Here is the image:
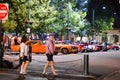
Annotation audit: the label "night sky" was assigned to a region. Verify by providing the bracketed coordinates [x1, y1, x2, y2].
[111, 0, 120, 28]
[111, 0, 120, 16]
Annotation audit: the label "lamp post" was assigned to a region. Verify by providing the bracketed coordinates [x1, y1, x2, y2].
[66, 1, 71, 40]
[92, 9, 95, 40]
[26, 0, 33, 37]
[101, 6, 107, 42]
[102, 6, 106, 18]
[92, 6, 106, 41]
[28, 0, 30, 21]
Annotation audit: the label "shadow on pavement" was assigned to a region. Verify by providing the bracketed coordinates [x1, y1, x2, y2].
[14, 75, 26, 80]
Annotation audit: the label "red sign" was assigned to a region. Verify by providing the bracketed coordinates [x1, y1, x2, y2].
[0, 3, 8, 20]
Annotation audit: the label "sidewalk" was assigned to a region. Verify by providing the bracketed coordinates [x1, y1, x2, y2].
[2, 54, 120, 80]
[98, 70, 120, 80]
[0, 55, 96, 80]
[0, 68, 96, 80]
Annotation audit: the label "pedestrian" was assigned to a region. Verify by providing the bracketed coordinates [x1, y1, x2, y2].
[19, 35, 32, 74]
[3, 35, 10, 49]
[42, 33, 57, 76]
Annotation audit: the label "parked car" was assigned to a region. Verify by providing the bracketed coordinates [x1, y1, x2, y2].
[11, 40, 46, 54]
[11, 40, 78, 54]
[94, 44, 103, 51]
[74, 42, 90, 53]
[107, 43, 119, 50]
[55, 41, 78, 54]
[75, 43, 85, 52]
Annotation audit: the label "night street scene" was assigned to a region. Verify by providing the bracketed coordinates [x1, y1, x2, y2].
[0, 0, 120, 80]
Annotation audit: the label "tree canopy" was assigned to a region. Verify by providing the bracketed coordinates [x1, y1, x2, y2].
[30, 0, 57, 33]
[1, 0, 115, 38]
[2, 0, 27, 34]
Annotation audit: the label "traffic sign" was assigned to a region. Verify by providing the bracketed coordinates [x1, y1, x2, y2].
[0, 3, 9, 20]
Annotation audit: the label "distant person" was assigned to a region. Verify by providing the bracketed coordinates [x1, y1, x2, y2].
[3, 35, 10, 49]
[19, 35, 32, 74]
[42, 33, 57, 76]
[14, 36, 20, 45]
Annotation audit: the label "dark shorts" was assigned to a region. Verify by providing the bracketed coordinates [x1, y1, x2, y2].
[19, 56, 32, 65]
[46, 54, 53, 61]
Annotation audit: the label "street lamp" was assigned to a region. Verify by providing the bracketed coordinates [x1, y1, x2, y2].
[66, 26, 71, 40]
[92, 6, 106, 40]
[27, 0, 33, 26]
[102, 6, 106, 19]
[102, 6, 106, 10]
[101, 6, 108, 42]
[66, 1, 71, 40]
[92, 9, 95, 40]
[26, 0, 33, 37]
[28, 0, 30, 21]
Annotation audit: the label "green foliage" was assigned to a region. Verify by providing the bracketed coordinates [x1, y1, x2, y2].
[3, 0, 27, 33]
[2, 0, 57, 34]
[2, 0, 87, 36]
[86, 0, 114, 37]
[94, 18, 114, 33]
[53, 1, 87, 36]
[30, 0, 57, 33]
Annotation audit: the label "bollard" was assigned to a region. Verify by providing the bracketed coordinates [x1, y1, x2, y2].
[84, 54, 89, 75]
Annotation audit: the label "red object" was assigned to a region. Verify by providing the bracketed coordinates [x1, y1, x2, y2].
[0, 4, 8, 20]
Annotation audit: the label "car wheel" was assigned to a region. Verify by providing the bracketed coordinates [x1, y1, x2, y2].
[61, 48, 69, 54]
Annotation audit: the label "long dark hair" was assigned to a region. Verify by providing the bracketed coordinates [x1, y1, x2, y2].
[21, 35, 27, 43]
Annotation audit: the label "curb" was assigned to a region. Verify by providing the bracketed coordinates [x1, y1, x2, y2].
[0, 68, 96, 80]
[103, 71, 120, 80]
[28, 72, 96, 80]
[97, 70, 120, 80]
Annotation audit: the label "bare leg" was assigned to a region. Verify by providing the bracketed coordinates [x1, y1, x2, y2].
[43, 61, 50, 74]
[20, 62, 25, 73]
[23, 61, 30, 73]
[50, 61, 57, 75]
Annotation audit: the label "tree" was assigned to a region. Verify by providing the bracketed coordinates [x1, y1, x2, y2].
[94, 18, 114, 33]
[86, 0, 115, 41]
[52, 0, 87, 38]
[30, 0, 57, 33]
[87, 0, 114, 21]
[0, 0, 28, 68]
[3, 0, 27, 34]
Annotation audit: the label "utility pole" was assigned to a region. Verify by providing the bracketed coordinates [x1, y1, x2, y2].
[0, 20, 4, 68]
[0, 3, 8, 68]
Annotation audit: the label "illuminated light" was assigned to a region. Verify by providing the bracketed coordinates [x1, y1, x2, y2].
[102, 6, 106, 10]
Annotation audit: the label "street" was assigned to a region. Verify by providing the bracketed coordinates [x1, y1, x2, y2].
[30, 50, 120, 76]
[2, 50, 120, 80]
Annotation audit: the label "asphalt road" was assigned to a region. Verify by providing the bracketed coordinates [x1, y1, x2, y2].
[3, 50, 120, 80]
[31, 50, 120, 76]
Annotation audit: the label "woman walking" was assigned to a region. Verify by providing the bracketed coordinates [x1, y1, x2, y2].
[42, 34, 57, 76]
[19, 35, 32, 74]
